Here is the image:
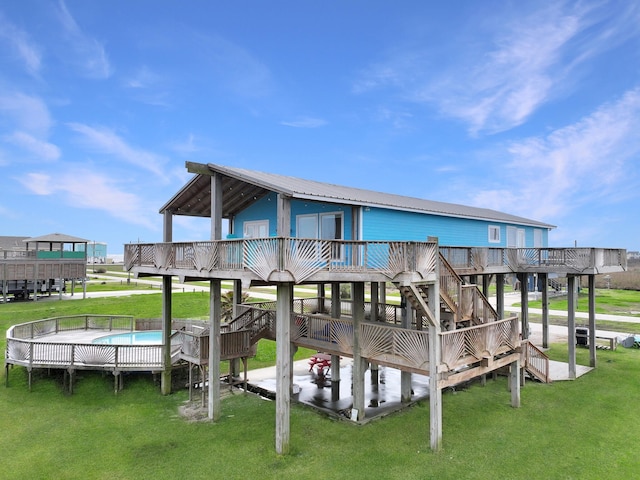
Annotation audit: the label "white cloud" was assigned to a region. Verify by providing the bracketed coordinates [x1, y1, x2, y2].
[280, 117, 327, 128]
[21, 172, 54, 195]
[170, 133, 200, 155]
[471, 87, 640, 221]
[3, 131, 60, 161]
[67, 123, 168, 179]
[18, 169, 157, 229]
[193, 32, 273, 98]
[56, 0, 112, 79]
[0, 93, 53, 137]
[354, 2, 637, 135]
[0, 12, 42, 76]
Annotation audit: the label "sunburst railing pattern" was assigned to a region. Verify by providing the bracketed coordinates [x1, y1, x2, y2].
[124, 238, 440, 282]
[439, 317, 519, 372]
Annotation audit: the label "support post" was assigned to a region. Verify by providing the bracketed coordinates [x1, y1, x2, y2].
[208, 279, 222, 420]
[352, 282, 366, 420]
[518, 273, 529, 340]
[482, 275, 491, 298]
[160, 274, 173, 395]
[275, 282, 292, 455]
[331, 282, 341, 319]
[277, 194, 291, 237]
[567, 275, 577, 380]
[428, 281, 442, 451]
[370, 281, 379, 322]
[510, 358, 521, 408]
[400, 300, 413, 403]
[496, 274, 505, 320]
[229, 280, 243, 379]
[160, 209, 173, 395]
[541, 272, 549, 349]
[588, 275, 596, 368]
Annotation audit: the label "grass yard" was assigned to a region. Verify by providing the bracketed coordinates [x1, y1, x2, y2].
[527, 288, 640, 317]
[2, 294, 640, 478]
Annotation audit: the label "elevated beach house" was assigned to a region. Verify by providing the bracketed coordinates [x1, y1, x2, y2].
[124, 162, 626, 454]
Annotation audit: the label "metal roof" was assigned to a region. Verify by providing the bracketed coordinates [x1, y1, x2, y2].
[0, 236, 29, 251]
[24, 233, 90, 244]
[160, 162, 555, 229]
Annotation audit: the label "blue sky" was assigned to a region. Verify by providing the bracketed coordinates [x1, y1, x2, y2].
[1, 1, 639, 256]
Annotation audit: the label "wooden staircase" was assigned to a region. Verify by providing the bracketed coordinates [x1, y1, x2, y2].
[398, 253, 552, 383]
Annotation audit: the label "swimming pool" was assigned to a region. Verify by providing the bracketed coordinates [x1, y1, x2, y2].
[93, 330, 164, 345]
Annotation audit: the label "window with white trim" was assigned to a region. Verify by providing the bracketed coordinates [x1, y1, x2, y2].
[488, 225, 501, 243]
[243, 220, 269, 238]
[296, 212, 343, 259]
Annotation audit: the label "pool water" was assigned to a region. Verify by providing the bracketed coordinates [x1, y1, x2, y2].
[93, 331, 164, 345]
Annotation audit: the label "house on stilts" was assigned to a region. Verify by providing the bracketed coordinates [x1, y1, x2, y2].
[123, 162, 627, 454]
[1, 233, 89, 302]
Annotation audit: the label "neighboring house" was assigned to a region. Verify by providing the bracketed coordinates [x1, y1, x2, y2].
[0, 233, 89, 301]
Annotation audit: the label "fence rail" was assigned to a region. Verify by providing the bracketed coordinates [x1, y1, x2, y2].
[5, 315, 197, 373]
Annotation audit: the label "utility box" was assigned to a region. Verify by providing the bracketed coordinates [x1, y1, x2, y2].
[576, 327, 589, 346]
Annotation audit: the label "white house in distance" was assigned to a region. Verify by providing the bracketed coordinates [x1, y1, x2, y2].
[124, 162, 626, 454]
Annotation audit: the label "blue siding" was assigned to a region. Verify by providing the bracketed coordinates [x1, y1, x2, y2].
[232, 192, 279, 236]
[290, 200, 353, 240]
[362, 207, 548, 247]
[231, 193, 353, 239]
[230, 193, 548, 247]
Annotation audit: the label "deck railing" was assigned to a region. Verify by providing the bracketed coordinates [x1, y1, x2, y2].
[439, 316, 520, 372]
[125, 238, 438, 282]
[439, 246, 626, 272]
[5, 315, 192, 373]
[9, 315, 135, 340]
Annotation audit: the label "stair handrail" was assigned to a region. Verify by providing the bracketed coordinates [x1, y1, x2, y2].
[522, 339, 551, 383]
[439, 253, 499, 325]
[438, 253, 463, 323]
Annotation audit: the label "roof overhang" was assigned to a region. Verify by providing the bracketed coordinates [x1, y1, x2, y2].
[159, 162, 284, 218]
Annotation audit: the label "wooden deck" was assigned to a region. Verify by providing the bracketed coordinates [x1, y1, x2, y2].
[1, 250, 86, 281]
[5, 309, 523, 392]
[124, 239, 626, 283]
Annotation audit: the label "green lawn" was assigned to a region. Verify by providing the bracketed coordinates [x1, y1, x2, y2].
[2, 294, 640, 478]
[527, 288, 640, 317]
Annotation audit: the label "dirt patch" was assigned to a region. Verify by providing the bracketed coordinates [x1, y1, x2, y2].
[178, 388, 236, 422]
[179, 401, 210, 422]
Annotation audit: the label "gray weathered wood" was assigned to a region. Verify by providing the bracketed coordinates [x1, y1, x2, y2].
[275, 282, 292, 455]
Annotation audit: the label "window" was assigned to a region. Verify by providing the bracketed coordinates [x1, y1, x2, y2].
[533, 229, 543, 248]
[296, 212, 343, 259]
[507, 226, 526, 247]
[296, 215, 318, 238]
[243, 220, 269, 238]
[488, 225, 501, 243]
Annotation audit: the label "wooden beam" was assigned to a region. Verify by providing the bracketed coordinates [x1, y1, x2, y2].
[186, 161, 212, 175]
[588, 275, 596, 368]
[510, 358, 521, 408]
[208, 279, 222, 421]
[160, 275, 172, 395]
[496, 273, 504, 320]
[438, 352, 521, 389]
[275, 282, 292, 455]
[352, 282, 366, 420]
[518, 273, 529, 340]
[567, 275, 577, 380]
[541, 272, 549, 349]
[277, 194, 291, 237]
[211, 174, 223, 240]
